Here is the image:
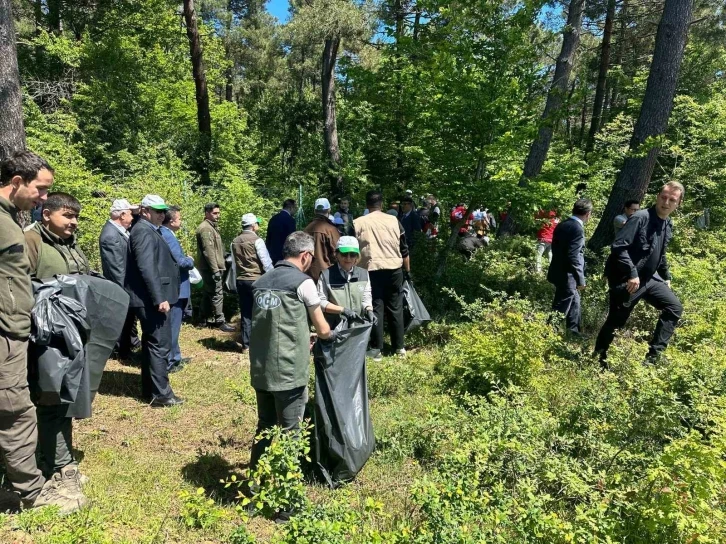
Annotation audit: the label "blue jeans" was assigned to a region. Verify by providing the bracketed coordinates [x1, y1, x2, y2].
[168, 298, 187, 370]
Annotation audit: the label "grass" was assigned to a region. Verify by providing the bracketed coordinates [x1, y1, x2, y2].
[0, 322, 435, 543]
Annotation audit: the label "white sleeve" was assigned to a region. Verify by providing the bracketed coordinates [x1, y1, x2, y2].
[317, 277, 330, 310]
[297, 279, 321, 307]
[362, 280, 372, 311]
[255, 238, 274, 272]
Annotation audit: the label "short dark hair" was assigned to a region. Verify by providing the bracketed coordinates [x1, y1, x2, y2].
[624, 199, 640, 209]
[43, 192, 81, 214]
[163, 205, 180, 225]
[204, 202, 219, 214]
[1, 151, 54, 187]
[366, 190, 383, 208]
[572, 198, 593, 216]
[401, 196, 414, 205]
[283, 199, 296, 210]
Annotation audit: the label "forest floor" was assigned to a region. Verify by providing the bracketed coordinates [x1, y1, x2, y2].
[0, 321, 428, 543]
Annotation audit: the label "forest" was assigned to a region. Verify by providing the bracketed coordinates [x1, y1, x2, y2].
[1, 0, 726, 542]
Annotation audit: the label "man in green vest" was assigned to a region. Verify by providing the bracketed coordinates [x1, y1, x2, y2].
[231, 213, 273, 352]
[25, 192, 90, 279]
[249, 231, 335, 471]
[317, 236, 374, 328]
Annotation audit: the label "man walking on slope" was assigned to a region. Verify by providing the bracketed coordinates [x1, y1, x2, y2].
[595, 182, 685, 366]
[196, 203, 234, 332]
[547, 199, 593, 337]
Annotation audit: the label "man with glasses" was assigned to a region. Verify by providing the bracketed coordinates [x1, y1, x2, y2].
[613, 200, 641, 233]
[125, 195, 183, 407]
[248, 232, 335, 475]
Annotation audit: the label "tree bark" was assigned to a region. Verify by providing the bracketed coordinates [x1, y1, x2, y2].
[322, 37, 343, 198]
[183, 0, 212, 185]
[607, 0, 628, 118]
[0, 0, 26, 160]
[588, 0, 694, 252]
[520, 0, 586, 183]
[586, 0, 616, 153]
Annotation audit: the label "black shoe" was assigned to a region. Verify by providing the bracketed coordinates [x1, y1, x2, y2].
[179, 357, 192, 365]
[274, 509, 295, 524]
[150, 395, 185, 407]
[217, 323, 236, 333]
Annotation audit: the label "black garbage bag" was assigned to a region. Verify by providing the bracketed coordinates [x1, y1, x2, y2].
[29, 274, 130, 419]
[312, 318, 375, 488]
[403, 280, 431, 333]
[29, 284, 89, 407]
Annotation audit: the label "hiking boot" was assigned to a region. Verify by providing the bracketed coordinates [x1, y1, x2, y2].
[366, 349, 383, 362]
[57, 465, 87, 501]
[26, 477, 87, 515]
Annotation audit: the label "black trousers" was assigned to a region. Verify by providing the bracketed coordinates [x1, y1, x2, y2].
[552, 277, 581, 334]
[369, 268, 405, 351]
[134, 306, 174, 401]
[116, 309, 140, 358]
[595, 278, 683, 359]
[236, 279, 255, 349]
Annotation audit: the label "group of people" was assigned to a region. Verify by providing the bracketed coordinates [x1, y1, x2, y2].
[546, 182, 685, 366]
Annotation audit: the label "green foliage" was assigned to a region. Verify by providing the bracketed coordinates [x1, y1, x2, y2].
[226, 422, 311, 519]
[366, 352, 434, 399]
[228, 524, 257, 543]
[178, 487, 228, 530]
[438, 297, 560, 397]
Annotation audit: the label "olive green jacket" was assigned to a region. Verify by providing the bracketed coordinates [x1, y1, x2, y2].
[0, 197, 35, 339]
[24, 222, 90, 280]
[196, 219, 224, 274]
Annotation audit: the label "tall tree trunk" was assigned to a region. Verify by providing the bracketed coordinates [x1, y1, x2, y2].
[499, 0, 586, 235]
[520, 0, 586, 183]
[607, 0, 628, 117]
[578, 84, 588, 146]
[322, 37, 343, 197]
[183, 0, 212, 185]
[586, 0, 616, 153]
[224, 0, 234, 102]
[0, 0, 26, 160]
[47, 0, 62, 32]
[588, 0, 694, 252]
[394, 0, 405, 188]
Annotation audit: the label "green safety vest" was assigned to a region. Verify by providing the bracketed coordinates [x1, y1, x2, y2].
[249, 261, 312, 391]
[319, 265, 369, 328]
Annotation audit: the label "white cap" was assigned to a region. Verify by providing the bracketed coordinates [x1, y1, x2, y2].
[141, 194, 169, 210]
[405, 189, 413, 195]
[110, 199, 138, 213]
[314, 197, 331, 211]
[336, 236, 360, 253]
[242, 213, 260, 227]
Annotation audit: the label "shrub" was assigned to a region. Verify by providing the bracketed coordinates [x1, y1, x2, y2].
[178, 487, 227, 530]
[437, 297, 560, 397]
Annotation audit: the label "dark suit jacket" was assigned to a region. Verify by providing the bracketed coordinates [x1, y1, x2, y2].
[160, 226, 194, 299]
[547, 217, 585, 287]
[266, 210, 296, 264]
[125, 218, 180, 308]
[99, 220, 129, 286]
[400, 211, 422, 248]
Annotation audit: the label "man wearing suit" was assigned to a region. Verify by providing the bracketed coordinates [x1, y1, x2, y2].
[99, 199, 140, 359]
[547, 199, 593, 336]
[125, 195, 183, 407]
[266, 199, 297, 264]
[160, 206, 195, 373]
[399, 196, 422, 250]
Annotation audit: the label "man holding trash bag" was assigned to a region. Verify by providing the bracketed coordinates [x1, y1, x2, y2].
[248, 231, 335, 472]
[317, 236, 373, 328]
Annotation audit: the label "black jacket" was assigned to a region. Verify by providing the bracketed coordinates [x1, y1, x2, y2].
[99, 220, 129, 286]
[547, 217, 586, 287]
[266, 210, 297, 264]
[605, 207, 672, 285]
[400, 211, 422, 248]
[125, 218, 180, 308]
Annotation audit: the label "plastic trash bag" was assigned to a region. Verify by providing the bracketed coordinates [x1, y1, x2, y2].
[29, 284, 89, 406]
[403, 280, 431, 333]
[312, 317, 375, 487]
[223, 245, 237, 293]
[189, 267, 203, 287]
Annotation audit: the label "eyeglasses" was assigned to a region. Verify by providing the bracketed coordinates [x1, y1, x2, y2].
[305, 250, 315, 258]
[339, 252, 358, 258]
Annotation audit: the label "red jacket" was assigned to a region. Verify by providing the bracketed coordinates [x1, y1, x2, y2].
[535, 210, 559, 244]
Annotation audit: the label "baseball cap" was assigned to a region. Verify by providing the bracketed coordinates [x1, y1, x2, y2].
[314, 197, 331, 211]
[336, 236, 360, 254]
[333, 216, 344, 225]
[141, 195, 169, 210]
[242, 213, 260, 227]
[110, 199, 138, 213]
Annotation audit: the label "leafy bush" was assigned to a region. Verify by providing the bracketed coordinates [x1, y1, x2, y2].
[437, 297, 560, 397]
[227, 524, 257, 543]
[178, 487, 227, 530]
[367, 352, 435, 399]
